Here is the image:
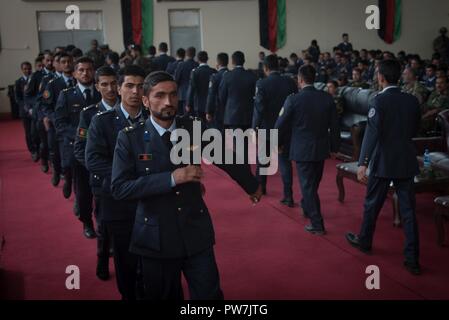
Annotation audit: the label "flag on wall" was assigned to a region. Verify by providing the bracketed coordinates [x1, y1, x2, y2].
[378, 0, 402, 44]
[121, 0, 153, 50]
[259, 0, 287, 52]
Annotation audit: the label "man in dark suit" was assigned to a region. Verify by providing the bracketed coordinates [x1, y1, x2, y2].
[275, 65, 340, 235]
[219, 51, 257, 130]
[337, 33, 353, 53]
[206, 53, 229, 131]
[253, 54, 298, 201]
[345, 60, 422, 275]
[55, 56, 101, 238]
[42, 52, 75, 187]
[186, 51, 216, 122]
[86, 65, 147, 299]
[175, 47, 198, 116]
[15, 61, 34, 157]
[153, 42, 176, 72]
[75, 66, 120, 282]
[111, 71, 263, 300]
[166, 48, 185, 76]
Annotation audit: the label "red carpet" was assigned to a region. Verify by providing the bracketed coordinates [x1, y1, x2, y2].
[1, 119, 449, 300]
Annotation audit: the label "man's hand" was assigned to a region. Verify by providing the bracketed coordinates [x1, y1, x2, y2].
[357, 165, 369, 184]
[43, 117, 50, 131]
[173, 165, 203, 185]
[206, 113, 213, 122]
[249, 184, 264, 205]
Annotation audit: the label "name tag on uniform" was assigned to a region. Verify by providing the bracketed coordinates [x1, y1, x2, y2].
[139, 154, 153, 161]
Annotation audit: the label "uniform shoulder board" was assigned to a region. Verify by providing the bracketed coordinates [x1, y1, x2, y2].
[83, 104, 98, 112]
[63, 87, 71, 92]
[98, 109, 114, 117]
[48, 78, 57, 85]
[124, 122, 142, 133]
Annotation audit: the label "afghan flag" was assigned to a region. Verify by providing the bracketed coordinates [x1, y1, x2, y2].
[259, 0, 287, 52]
[378, 0, 402, 44]
[121, 0, 153, 50]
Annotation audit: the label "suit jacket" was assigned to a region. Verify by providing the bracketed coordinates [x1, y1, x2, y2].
[111, 116, 259, 259]
[175, 59, 199, 101]
[166, 59, 183, 76]
[14, 77, 28, 118]
[187, 65, 217, 114]
[219, 67, 257, 128]
[24, 70, 52, 120]
[55, 86, 101, 168]
[252, 72, 298, 130]
[153, 54, 176, 72]
[358, 87, 421, 179]
[275, 86, 340, 162]
[205, 67, 228, 122]
[43, 77, 74, 123]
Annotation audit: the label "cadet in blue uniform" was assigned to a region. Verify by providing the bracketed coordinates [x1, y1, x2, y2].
[15, 62, 34, 157]
[174, 47, 198, 115]
[153, 42, 176, 72]
[75, 66, 120, 281]
[205, 53, 229, 131]
[185, 51, 217, 122]
[86, 66, 147, 299]
[253, 54, 298, 202]
[166, 48, 185, 76]
[345, 60, 422, 275]
[219, 51, 257, 130]
[25, 52, 54, 169]
[42, 52, 75, 187]
[55, 57, 101, 238]
[275, 65, 340, 235]
[111, 71, 263, 300]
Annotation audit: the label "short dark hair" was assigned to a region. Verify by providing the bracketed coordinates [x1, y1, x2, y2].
[54, 51, 64, 61]
[59, 52, 72, 61]
[106, 52, 119, 65]
[378, 59, 402, 84]
[197, 51, 208, 63]
[176, 48, 186, 59]
[264, 54, 279, 71]
[298, 65, 316, 84]
[148, 45, 156, 56]
[217, 53, 229, 66]
[342, 33, 348, 37]
[21, 61, 32, 69]
[95, 66, 117, 83]
[186, 47, 196, 58]
[143, 71, 176, 96]
[232, 51, 245, 66]
[327, 80, 339, 88]
[426, 64, 437, 72]
[35, 56, 44, 64]
[159, 42, 168, 52]
[65, 45, 76, 52]
[74, 56, 94, 69]
[71, 48, 84, 59]
[118, 65, 146, 86]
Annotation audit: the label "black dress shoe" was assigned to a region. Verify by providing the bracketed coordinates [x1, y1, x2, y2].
[41, 163, 49, 173]
[304, 225, 326, 235]
[96, 258, 110, 281]
[51, 171, 60, 187]
[262, 186, 267, 196]
[83, 223, 97, 239]
[345, 232, 372, 254]
[280, 198, 294, 208]
[63, 180, 72, 199]
[404, 261, 421, 275]
[31, 152, 40, 162]
[109, 247, 114, 257]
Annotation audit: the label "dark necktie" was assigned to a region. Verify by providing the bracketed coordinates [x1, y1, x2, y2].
[162, 131, 173, 151]
[84, 88, 92, 105]
[67, 79, 74, 88]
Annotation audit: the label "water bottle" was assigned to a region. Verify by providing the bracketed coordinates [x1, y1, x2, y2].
[423, 149, 431, 170]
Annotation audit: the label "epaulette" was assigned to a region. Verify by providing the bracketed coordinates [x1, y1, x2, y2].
[124, 122, 144, 133]
[48, 78, 57, 85]
[83, 104, 98, 112]
[63, 87, 71, 92]
[97, 109, 114, 117]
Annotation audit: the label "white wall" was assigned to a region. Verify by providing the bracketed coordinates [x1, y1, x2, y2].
[1, 0, 448, 114]
[0, 0, 123, 114]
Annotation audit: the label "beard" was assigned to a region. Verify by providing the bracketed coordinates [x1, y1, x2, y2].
[152, 106, 177, 121]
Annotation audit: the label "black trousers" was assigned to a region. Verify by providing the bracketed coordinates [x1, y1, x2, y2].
[30, 118, 41, 156]
[278, 152, 293, 200]
[296, 161, 325, 228]
[140, 247, 224, 301]
[47, 122, 61, 175]
[37, 119, 48, 163]
[93, 196, 110, 261]
[22, 117, 35, 154]
[73, 161, 93, 224]
[359, 175, 420, 263]
[105, 219, 138, 300]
